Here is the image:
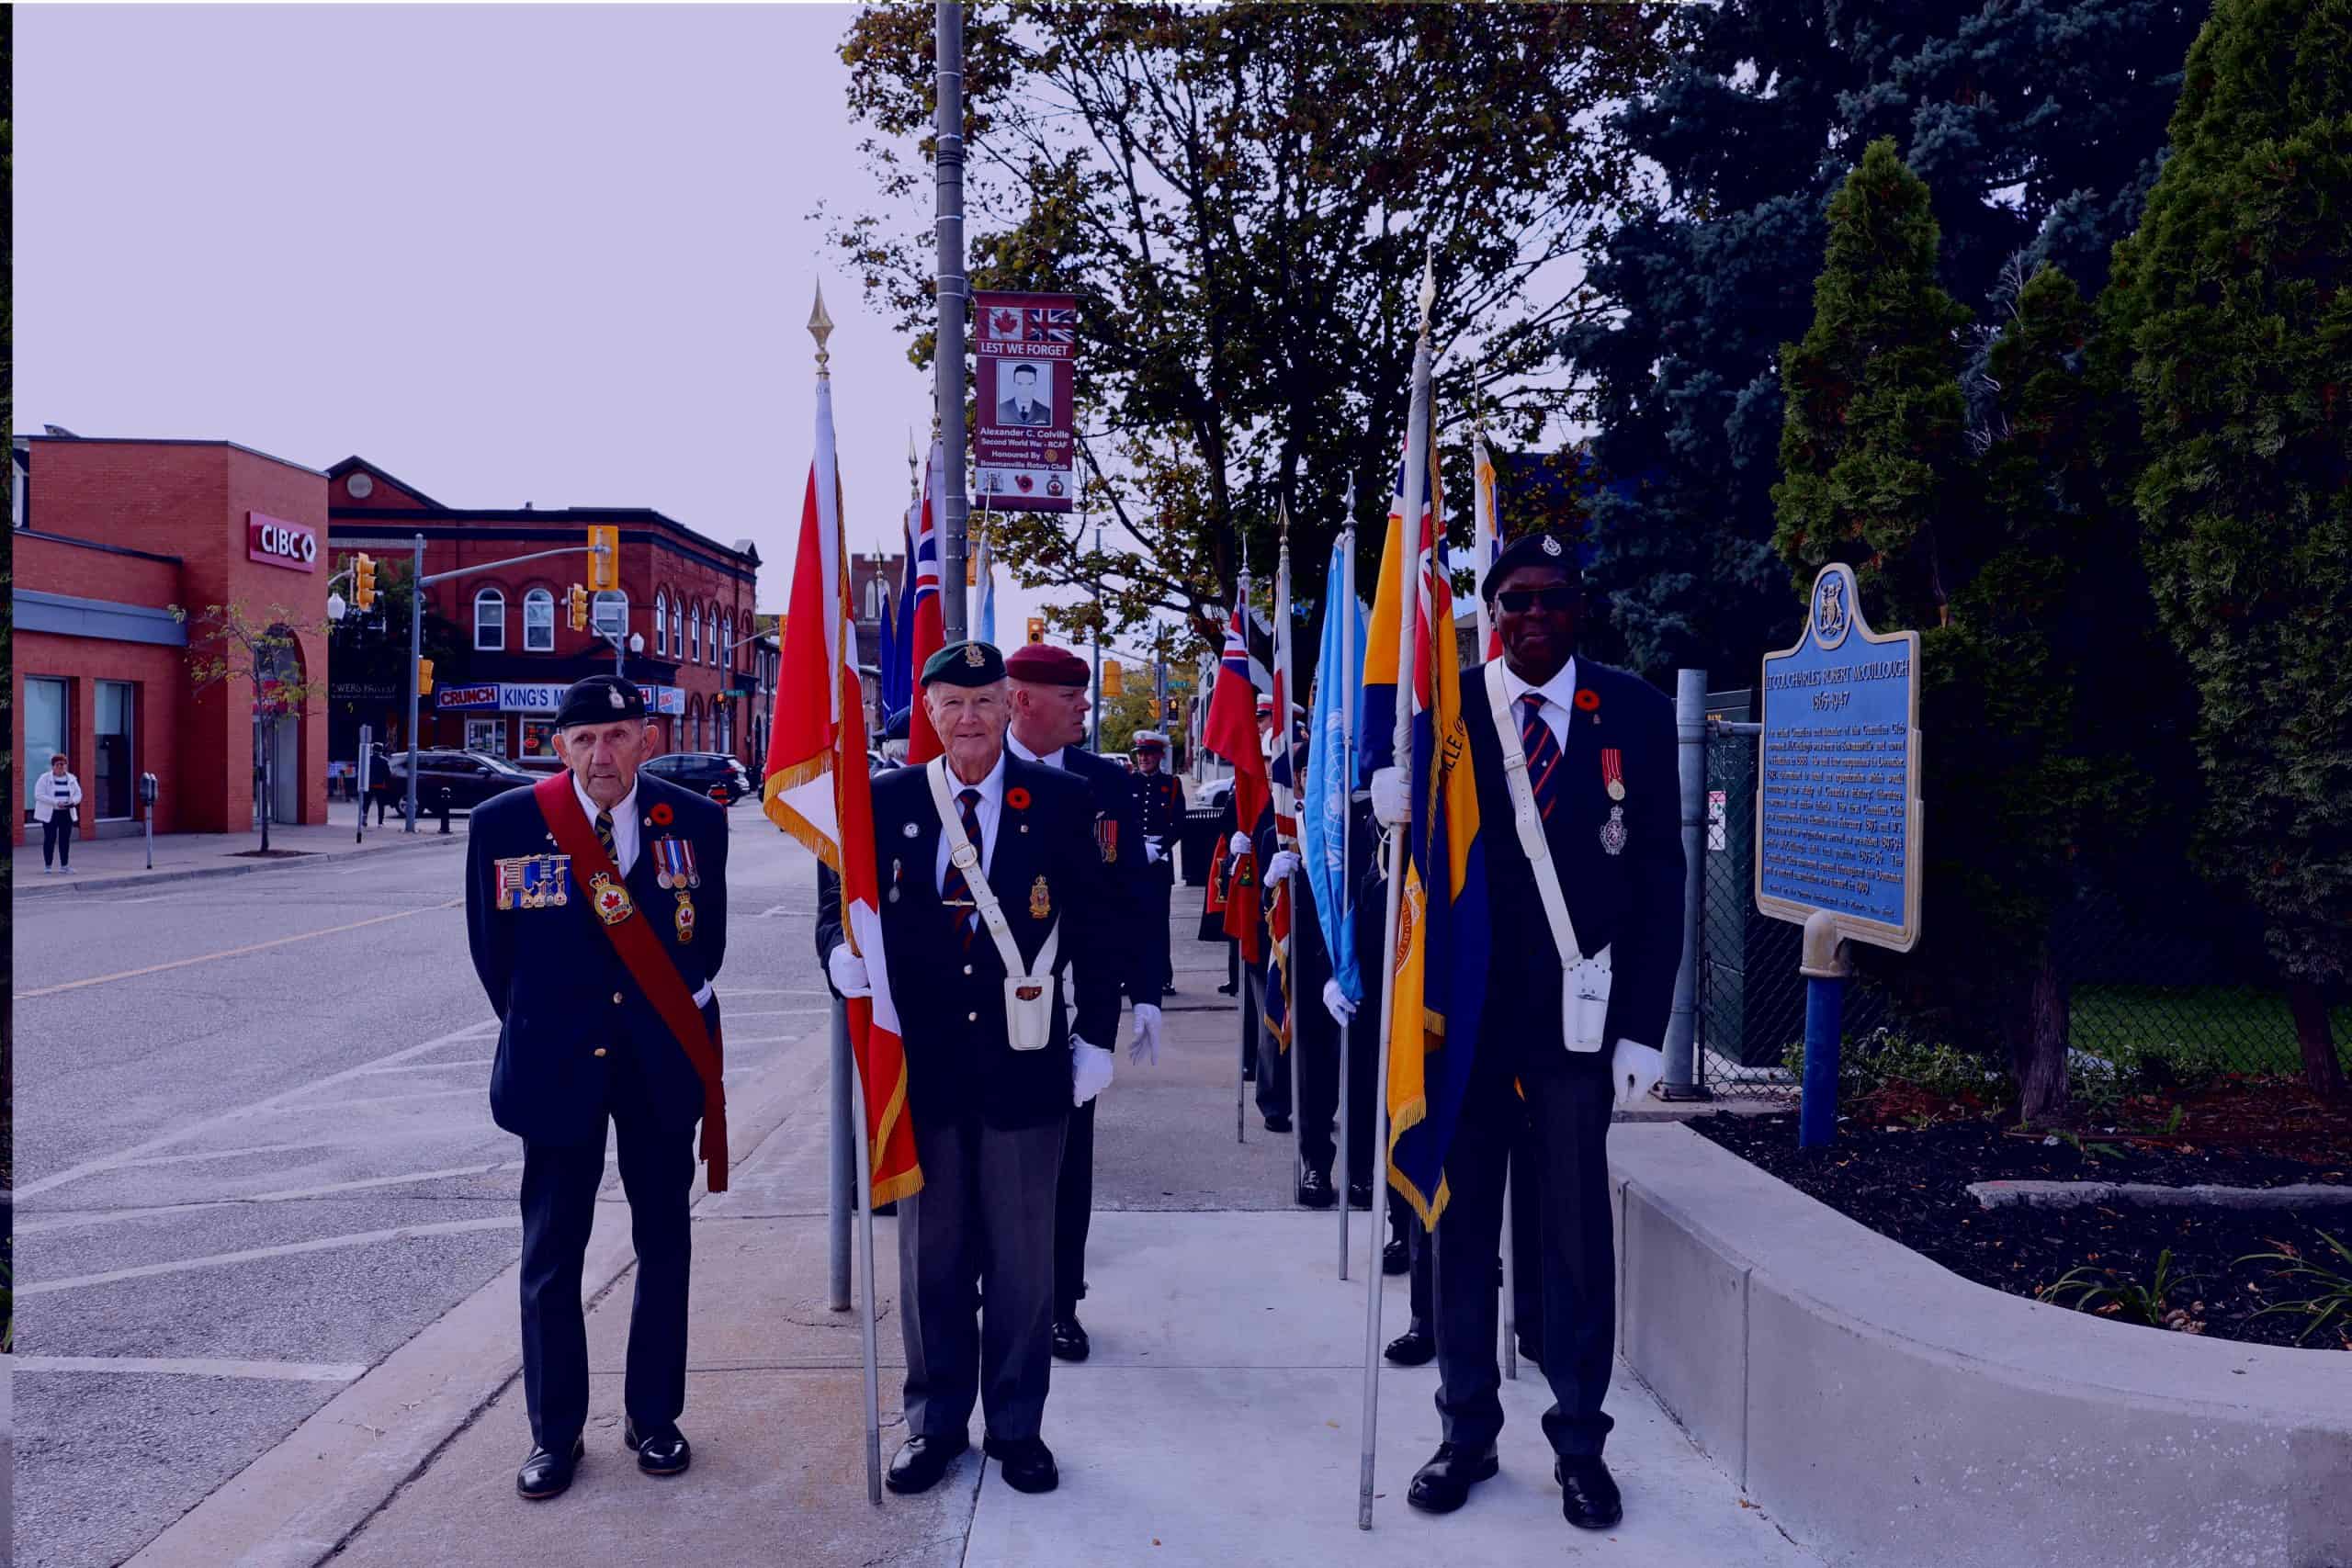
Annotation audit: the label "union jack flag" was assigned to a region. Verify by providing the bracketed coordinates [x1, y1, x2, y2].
[1027, 307, 1077, 344]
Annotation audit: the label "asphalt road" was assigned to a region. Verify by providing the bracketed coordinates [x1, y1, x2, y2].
[11, 810, 831, 1568]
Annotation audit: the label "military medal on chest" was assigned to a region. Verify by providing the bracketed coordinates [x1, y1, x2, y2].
[589, 870, 634, 925]
[1030, 874, 1052, 919]
[652, 837, 700, 890]
[673, 890, 696, 943]
[1600, 746, 1626, 803]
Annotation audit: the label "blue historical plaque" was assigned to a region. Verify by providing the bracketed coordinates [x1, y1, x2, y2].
[1754, 563, 1922, 952]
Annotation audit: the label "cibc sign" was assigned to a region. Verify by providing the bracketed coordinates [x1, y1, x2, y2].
[247, 512, 320, 572]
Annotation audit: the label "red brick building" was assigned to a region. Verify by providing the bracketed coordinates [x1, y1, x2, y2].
[12, 434, 333, 842]
[323, 457, 762, 764]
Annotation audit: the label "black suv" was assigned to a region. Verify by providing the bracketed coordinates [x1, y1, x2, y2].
[641, 751, 756, 807]
[378, 749, 537, 816]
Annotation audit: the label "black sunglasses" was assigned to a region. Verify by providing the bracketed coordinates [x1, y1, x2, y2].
[1495, 585, 1578, 614]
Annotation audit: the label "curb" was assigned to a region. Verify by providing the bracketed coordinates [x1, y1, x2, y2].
[14, 829, 468, 901]
[118, 1013, 836, 1568]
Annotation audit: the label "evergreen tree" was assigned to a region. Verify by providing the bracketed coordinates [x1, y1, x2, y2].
[2103, 0, 2352, 1098]
[1564, 0, 2209, 682]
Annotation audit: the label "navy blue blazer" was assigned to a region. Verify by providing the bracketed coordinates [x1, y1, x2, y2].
[466, 771, 729, 1145]
[1057, 744, 1160, 1010]
[1458, 659, 1685, 1079]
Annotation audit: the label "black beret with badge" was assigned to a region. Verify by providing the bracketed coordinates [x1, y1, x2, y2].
[921, 639, 1007, 688]
[1479, 527, 1585, 604]
[554, 673, 648, 729]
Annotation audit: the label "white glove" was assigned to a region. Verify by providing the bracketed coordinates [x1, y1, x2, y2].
[1370, 766, 1409, 826]
[1611, 1040, 1665, 1109]
[826, 941, 872, 999]
[1322, 979, 1358, 1025]
[1228, 830, 1253, 856]
[1072, 1037, 1116, 1106]
[1144, 839, 1168, 863]
[1263, 849, 1302, 884]
[1128, 1003, 1163, 1066]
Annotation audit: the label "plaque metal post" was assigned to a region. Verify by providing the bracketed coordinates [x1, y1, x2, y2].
[1797, 908, 1850, 1148]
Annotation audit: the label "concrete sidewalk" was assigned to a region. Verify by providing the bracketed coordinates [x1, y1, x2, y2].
[312, 1001, 1814, 1567]
[13, 814, 467, 897]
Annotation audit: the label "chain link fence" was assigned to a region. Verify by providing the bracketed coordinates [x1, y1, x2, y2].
[1692, 701, 2342, 1098]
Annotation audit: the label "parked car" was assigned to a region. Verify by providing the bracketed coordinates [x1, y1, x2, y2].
[641, 750, 757, 807]
[510, 754, 570, 776]
[379, 749, 537, 816]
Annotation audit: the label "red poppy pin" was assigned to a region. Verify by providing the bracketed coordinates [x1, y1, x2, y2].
[1006, 787, 1032, 810]
[649, 802, 675, 827]
[1573, 688, 1601, 714]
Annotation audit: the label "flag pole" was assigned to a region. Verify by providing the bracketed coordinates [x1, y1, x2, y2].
[1236, 561, 1252, 1147]
[1361, 247, 1437, 1531]
[1336, 486, 1357, 1281]
[1276, 508, 1301, 1162]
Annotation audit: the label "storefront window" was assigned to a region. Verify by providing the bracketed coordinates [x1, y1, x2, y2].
[24, 677, 66, 816]
[465, 717, 509, 758]
[96, 681, 134, 819]
[524, 589, 555, 652]
[475, 589, 505, 651]
[522, 721, 556, 758]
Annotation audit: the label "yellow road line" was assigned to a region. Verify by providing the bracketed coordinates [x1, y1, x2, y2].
[15, 898, 463, 999]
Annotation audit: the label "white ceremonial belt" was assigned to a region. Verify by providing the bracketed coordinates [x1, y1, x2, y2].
[929, 759, 1061, 1050]
[1483, 660, 1611, 1053]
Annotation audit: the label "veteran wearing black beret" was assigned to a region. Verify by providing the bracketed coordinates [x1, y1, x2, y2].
[816, 640, 1123, 1498]
[466, 673, 730, 1500]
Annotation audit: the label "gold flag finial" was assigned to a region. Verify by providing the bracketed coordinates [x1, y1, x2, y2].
[808, 280, 835, 377]
[1277, 498, 1291, 545]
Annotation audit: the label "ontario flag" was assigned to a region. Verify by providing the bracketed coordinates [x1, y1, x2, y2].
[1366, 407, 1490, 1226]
[763, 366, 922, 1206]
[903, 442, 948, 764]
[1204, 580, 1271, 964]
[1261, 534, 1299, 1049]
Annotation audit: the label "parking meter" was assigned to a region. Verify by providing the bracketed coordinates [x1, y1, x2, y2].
[139, 772, 161, 868]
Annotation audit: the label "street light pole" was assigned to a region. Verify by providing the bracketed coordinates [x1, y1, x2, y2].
[935, 0, 970, 640]
[404, 533, 424, 831]
[1091, 523, 1105, 751]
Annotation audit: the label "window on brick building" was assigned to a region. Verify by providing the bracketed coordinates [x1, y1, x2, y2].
[524, 589, 555, 652]
[593, 591, 628, 640]
[655, 592, 669, 657]
[722, 615, 734, 671]
[690, 605, 702, 664]
[474, 589, 505, 651]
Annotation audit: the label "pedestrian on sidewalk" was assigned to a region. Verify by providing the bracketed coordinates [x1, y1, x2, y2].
[34, 753, 83, 873]
[465, 674, 731, 1502]
[1001, 642, 1164, 1369]
[367, 742, 398, 826]
[1376, 531, 1681, 1533]
[818, 642, 1124, 1501]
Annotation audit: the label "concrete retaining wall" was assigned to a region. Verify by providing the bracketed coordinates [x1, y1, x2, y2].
[1608, 1124, 2352, 1568]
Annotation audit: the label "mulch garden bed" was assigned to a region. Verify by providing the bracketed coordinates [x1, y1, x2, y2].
[1689, 1079, 2352, 1353]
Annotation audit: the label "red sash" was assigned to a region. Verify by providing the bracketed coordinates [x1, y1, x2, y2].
[532, 773, 728, 1191]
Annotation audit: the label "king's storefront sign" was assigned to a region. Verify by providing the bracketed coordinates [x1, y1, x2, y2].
[439, 682, 684, 716]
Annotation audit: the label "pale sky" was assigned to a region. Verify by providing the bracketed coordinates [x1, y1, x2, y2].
[16, 2, 1097, 649]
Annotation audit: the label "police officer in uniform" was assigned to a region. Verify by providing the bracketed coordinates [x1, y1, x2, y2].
[819, 642, 1122, 1499]
[1377, 532, 1682, 1531]
[1001, 642, 1164, 1363]
[466, 674, 729, 1501]
[1131, 731, 1184, 992]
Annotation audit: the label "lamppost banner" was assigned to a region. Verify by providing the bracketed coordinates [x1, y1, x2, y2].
[972, 289, 1077, 513]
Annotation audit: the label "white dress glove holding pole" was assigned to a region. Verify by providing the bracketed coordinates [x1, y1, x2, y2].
[1322, 979, 1358, 1025]
[1228, 830, 1254, 857]
[1370, 766, 1409, 826]
[826, 941, 872, 999]
[1611, 1040, 1665, 1109]
[1128, 1003, 1163, 1066]
[1072, 1037, 1117, 1106]
[1263, 849, 1302, 885]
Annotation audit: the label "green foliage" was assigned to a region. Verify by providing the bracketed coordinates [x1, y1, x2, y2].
[2100, 0, 2352, 1014]
[2240, 1230, 2352, 1345]
[837, 2, 1671, 648]
[1782, 1028, 2013, 1111]
[2039, 1248, 2194, 1328]
[1095, 683, 1164, 760]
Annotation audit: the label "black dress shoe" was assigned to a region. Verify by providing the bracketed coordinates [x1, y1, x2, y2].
[1295, 1165, 1336, 1209]
[624, 1420, 691, 1476]
[1218, 983, 1240, 997]
[885, 1432, 969, 1495]
[1263, 1113, 1292, 1133]
[1516, 1337, 1544, 1371]
[1382, 1237, 1410, 1277]
[516, 1436, 584, 1500]
[1347, 1179, 1374, 1210]
[984, 1434, 1059, 1495]
[1556, 1456, 1624, 1529]
[1384, 1326, 1436, 1366]
[1406, 1441, 1498, 1514]
[1050, 1316, 1091, 1362]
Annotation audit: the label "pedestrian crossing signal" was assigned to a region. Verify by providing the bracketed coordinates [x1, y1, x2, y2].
[353, 554, 378, 612]
[416, 657, 435, 696]
[568, 584, 589, 631]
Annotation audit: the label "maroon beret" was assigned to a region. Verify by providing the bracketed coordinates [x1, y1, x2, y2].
[1004, 643, 1090, 687]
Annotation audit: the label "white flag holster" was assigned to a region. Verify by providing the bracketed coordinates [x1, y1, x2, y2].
[930, 759, 1062, 1051]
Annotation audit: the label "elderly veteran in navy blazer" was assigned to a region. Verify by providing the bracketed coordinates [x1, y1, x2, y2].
[1373, 529, 1684, 1533]
[466, 673, 729, 1502]
[1001, 640, 1163, 1367]
[818, 640, 1122, 1499]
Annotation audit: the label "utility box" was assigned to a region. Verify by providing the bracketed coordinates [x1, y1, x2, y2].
[1702, 688, 1805, 1070]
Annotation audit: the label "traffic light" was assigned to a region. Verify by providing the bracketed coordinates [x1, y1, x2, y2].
[416, 657, 435, 696]
[1026, 616, 1046, 645]
[568, 583, 589, 631]
[587, 525, 619, 592]
[353, 553, 378, 612]
[1102, 660, 1124, 698]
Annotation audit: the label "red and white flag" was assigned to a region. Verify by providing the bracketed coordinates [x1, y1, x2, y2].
[764, 370, 922, 1204]
[904, 442, 948, 764]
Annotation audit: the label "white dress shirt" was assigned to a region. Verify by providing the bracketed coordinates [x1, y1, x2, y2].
[1497, 654, 1578, 750]
[1005, 729, 1066, 772]
[933, 750, 1009, 891]
[574, 775, 641, 874]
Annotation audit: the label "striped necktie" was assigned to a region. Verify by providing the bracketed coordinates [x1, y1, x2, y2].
[941, 789, 984, 946]
[1520, 694, 1563, 820]
[594, 809, 620, 867]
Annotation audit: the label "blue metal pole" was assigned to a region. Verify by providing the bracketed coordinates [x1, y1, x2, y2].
[1797, 974, 1844, 1148]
